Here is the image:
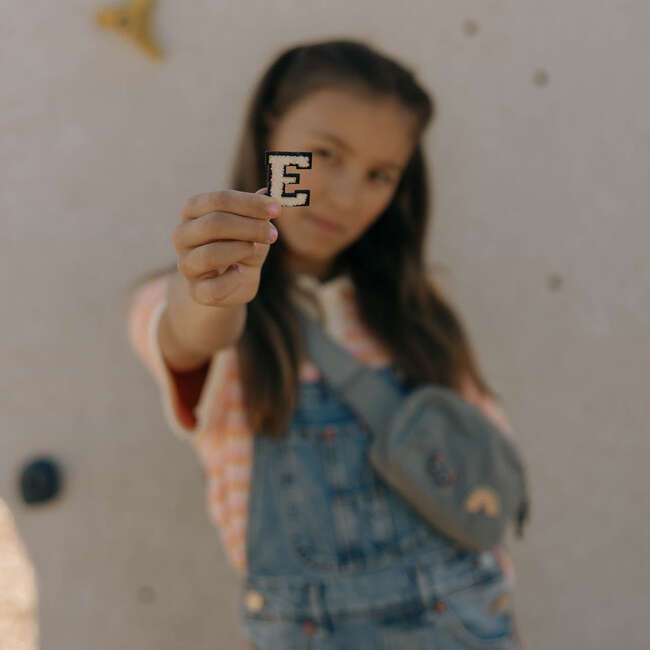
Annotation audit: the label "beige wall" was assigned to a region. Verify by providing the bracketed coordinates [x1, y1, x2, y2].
[2, 2, 649, 648]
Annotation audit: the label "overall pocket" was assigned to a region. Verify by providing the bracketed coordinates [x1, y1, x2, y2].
[241, 615, 320, 650]
[433, 565, 516, 648]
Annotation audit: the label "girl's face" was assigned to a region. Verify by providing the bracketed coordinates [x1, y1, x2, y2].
[266, 87, 420, 280]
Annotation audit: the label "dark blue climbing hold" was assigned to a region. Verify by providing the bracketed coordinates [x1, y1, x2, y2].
[19, 456, 62, 504]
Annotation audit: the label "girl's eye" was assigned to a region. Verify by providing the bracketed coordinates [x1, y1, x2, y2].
[315, 148, 334, 159]
[371, 171, 394, 184]
[315, 148, 394, 184]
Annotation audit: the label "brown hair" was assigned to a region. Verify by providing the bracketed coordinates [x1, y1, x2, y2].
[126, 38, 502, 437]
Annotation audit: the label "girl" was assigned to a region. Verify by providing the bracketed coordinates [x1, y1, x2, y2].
[127, 39, 526, 649]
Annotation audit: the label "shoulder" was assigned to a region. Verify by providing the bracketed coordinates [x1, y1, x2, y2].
[459, 373, 515, 439]
[427, 274, 449, 299]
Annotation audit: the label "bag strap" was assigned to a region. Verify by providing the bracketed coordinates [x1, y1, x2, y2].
[296, 308, 531, 539]
[295, 308, 401, 436]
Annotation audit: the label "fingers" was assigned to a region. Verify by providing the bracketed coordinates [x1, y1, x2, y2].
[175, 187, 277, 305]
[173, 210, 278, 251]
[190, 266, 244, 306]
[178, 239, 269, 280]
[180, 188, 279, 223]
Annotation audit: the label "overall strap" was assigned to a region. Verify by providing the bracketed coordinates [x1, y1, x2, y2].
[295, 309, 402, 436]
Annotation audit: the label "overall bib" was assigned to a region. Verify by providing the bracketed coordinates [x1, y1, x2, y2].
[239, 365, 520, 650]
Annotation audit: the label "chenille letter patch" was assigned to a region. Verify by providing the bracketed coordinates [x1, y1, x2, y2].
[264, 151, 312, 206]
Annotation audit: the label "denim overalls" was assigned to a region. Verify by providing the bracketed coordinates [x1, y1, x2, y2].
[239, 364, 520, 650]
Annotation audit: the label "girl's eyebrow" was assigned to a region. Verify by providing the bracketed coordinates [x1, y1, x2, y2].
[309, 129, 404, 170]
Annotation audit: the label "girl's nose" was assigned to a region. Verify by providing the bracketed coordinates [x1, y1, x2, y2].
[327, 171, 360, 212]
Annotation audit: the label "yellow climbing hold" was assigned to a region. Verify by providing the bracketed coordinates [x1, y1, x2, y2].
[96, 0, 164, 60]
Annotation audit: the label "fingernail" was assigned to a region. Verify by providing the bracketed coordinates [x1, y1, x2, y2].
[268, 203, 280, 216]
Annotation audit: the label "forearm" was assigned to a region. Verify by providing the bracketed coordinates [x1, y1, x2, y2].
[159, 271, 247, 372]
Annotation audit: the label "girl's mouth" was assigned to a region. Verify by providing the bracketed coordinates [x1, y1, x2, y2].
[307, 213, 344, 233]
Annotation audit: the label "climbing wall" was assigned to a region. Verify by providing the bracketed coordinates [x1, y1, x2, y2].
[1, 1, 649, 649]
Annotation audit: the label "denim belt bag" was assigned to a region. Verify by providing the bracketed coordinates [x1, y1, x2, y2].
[297, 309, 530, 552]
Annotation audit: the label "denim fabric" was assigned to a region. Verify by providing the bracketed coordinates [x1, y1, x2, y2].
[239, 366, 520, 649]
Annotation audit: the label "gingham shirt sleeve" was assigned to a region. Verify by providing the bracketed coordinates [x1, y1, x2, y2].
[126, 274, 216, 440]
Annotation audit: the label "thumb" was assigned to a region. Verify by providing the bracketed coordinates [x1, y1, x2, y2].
[255, 186, 269, 195]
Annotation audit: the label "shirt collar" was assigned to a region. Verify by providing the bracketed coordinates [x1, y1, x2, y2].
[290, 271, 355, 325]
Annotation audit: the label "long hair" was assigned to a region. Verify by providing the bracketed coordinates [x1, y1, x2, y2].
[125, 38, 502, 437]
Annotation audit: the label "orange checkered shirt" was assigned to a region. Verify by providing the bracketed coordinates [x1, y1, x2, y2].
[127, 272, 518, 585]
